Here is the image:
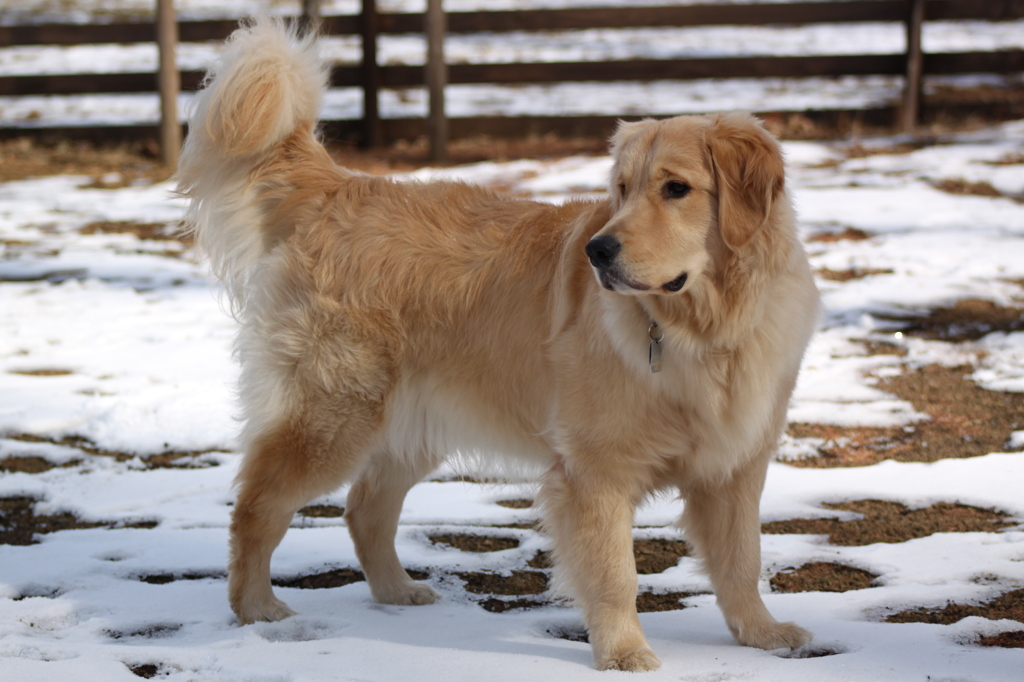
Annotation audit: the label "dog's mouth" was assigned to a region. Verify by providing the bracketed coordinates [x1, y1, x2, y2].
[596, 266, 650, 293]
[596, 267, 689, 295]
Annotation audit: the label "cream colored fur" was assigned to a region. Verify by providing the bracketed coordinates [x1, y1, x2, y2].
[178, 18, 821, 672]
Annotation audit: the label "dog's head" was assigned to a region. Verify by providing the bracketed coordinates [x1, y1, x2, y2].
[585, 113, 785, 296]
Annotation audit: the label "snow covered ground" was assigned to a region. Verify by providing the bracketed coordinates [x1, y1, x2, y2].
[1, 1, 1023, 679]
[1, 117, 1024, 679]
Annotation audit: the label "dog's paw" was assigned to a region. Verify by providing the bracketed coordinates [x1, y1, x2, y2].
[596, 647, 662, 672]
[374, 581, 440, 606]
[736, 620, 812, 651]
[234, 596, 297, 625]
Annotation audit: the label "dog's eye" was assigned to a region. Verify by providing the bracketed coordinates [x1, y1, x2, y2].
[664, 181, 691, 199]
[619, 183, 627, 198]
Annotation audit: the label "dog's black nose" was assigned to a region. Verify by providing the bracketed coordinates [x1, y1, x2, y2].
[585, 235, 621, 269]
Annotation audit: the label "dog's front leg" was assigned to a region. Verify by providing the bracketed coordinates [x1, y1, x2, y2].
[681, 453, 812, 650]
[539, 459, 660, 672]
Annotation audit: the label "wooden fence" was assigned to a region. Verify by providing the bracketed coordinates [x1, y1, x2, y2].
[0, 0, 1022, 151]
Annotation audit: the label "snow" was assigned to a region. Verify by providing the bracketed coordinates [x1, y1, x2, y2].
[2, 121, 1023, 681]
[2, 2, 1024, 680]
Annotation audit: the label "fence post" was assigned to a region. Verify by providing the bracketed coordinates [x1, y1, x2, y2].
[901, 0, 925, 132]
[361, 0, 381, 147]
[156, 0, 180, 169]
[300, 0, 321, 34]
[426, 0, 448, 162]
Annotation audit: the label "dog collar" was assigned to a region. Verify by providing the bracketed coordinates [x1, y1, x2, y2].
[648, 322, 664, 373]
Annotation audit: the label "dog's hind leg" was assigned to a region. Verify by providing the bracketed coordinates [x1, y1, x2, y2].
[345, 453, 441, 605]
[228, 407, 381, 625]
[681, 454, 812, 650]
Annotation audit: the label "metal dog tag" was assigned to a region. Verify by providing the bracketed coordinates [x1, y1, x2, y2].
[648, 322, 663, 374]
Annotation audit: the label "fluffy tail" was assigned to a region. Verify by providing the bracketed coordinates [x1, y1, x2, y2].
[177, 17, 330, 312]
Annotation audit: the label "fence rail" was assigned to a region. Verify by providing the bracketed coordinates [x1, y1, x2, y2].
[0, 0, 1022, 148]
[2, 1, 1022, 45]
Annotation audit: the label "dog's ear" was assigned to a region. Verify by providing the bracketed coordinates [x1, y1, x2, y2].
[609, 119, 658, 197]
[610, 118, 657, 158]
[705, 114, 785, 250]
[550, 203, 612, 341]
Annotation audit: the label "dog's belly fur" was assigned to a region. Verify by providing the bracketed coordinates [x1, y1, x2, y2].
[382, 373, 556, 470]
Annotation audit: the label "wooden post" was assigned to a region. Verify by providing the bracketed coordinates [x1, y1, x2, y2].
[361, 0, 382, 148]
[156, 0, 180, 169]
[426, 0, 448, 163]
[901, 0, 925, 133]
[300, 0, 320, 35]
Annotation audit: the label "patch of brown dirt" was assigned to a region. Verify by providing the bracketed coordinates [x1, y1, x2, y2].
[480, 589, 694, 615]
[817, 267, 894, 282]
[977, 630, 1024, 648]
[860, 340, 909, 357]
[0, 496, 157, 545]
[762, 500, 1013, 546]
[430, 534, 520, 552]
[886, 588, 1024, 627]
[458, 570, 549, 596]
[479, 597, 549, 613]
[0, 455, 80, 473]
[527, 550, 553, 569]
[106, 624, 181, 640]
[635, 591, 693, 613]
[807, 226, 872, 243]
[273, 568, 365, 589]
[842, 142, 920, 159]
[139, 572, 224, 585]
[775, 644, 846, 659]
[0, 137, 169, 184]
[2, 433, 219, 469]
[546, 623, 590, 643]
[523, 538, 689, 574]
[877, 299, 1024, 342]
[495, 498, 533, 509]
[128, 664, 161, 679]
[933, 178, 1006, 199]
[80, 220, 186, 243]
[297, 504, 345, 518]
[7, 368, 74, 376]
[986, 152, 1024, 166]
[770, 562, 878, 592]
[633, 538, 691, 574]
[788, 363, 1024, 467]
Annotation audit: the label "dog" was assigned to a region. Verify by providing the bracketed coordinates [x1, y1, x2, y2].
[177, 18, 820, 671]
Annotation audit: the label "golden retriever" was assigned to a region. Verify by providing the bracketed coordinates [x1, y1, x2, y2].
[178, 18, 820, 671]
